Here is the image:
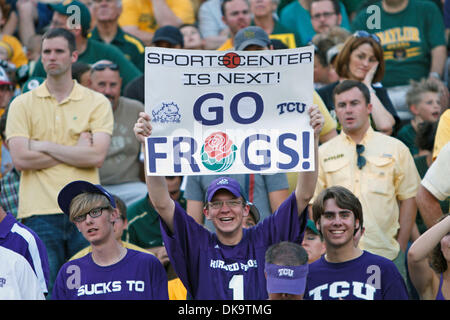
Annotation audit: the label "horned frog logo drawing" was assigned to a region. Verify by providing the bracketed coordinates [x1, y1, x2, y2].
[201, 132, 237, 172]
[152, 102, 181, 123]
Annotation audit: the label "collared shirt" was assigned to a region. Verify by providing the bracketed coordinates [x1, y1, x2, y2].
[5, 81, 113, 218]
[89, 27, 145, 72]
[314, 127, 420, 260]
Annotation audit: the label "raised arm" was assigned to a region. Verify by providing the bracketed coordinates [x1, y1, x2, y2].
[407, 214, 450, 299]
[134, 112, 176, 232]
[295, 105, 323, 215]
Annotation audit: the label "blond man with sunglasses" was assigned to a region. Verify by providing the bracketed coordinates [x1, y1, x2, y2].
[312, 80, 420, 289]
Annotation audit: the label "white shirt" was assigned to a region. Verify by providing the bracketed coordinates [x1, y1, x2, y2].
[0, 246, 44, 300]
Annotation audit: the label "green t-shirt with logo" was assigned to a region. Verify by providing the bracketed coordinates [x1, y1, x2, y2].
[351, 0, 445, 87]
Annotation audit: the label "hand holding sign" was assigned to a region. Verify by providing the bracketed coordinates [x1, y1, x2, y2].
[144, 46, 315, 176]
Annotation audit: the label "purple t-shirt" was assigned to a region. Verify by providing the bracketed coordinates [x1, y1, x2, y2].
[0, 212, 50, 294]
[52, 249, 168, 300]
[304, 251, 409, 300]
[160, 192, 307, 300]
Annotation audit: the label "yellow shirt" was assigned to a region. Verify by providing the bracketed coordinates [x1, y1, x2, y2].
[118, 0, 195, 34]
[1, 34, 28, 68]
[5, 81, 113, 219]
[432, 109, 450, 161]
[217, 38, 234, 51]
[69, 241, 152, 261]
[313, 127, 420, 260]
[168, 278, 187, 300]
[287, 90, 337, 192]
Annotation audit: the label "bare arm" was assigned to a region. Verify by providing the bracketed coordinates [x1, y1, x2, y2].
[363, 63, 395, 135]
[295, 105, 323, 215]
[268, 189, 290, 213]
[408, 215, 450, 298]
[134, 112, 176, 232]
[429, 45, 446, 77]
[416, 184, 443, 228]
[29, 132, 111, 168]
[152, 0, 183, 27]
[16, 0, 38, 44]
[396, 197, 417, 252]
[186, 200, 205, 225]
[8, 137, 61, 171]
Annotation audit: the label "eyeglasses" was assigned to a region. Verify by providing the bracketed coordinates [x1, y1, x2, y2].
[356, 144, 366, 170]
[353, 30, 381, 44]
[311, 11, 336, 20]
[73, 206, 110, 223]
[91, 63, 119, 72]
[209, 199, 243, 210]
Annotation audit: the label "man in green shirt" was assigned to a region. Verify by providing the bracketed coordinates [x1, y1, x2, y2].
[32, 0, 141, 89]
[88, 0, 145, 72]
[351, 0, 446, 121]
[124, 176, 186, 267]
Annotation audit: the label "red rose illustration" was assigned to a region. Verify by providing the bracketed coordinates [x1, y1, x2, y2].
[204, 132, 233, 162]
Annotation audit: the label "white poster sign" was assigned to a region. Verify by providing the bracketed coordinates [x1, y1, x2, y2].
[144, 46, 314, 176]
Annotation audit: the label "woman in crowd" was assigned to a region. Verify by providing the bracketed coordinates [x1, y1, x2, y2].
[317, 30, 400, 135]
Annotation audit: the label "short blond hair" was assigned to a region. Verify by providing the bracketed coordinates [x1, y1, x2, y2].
[69, 192, 111, 223]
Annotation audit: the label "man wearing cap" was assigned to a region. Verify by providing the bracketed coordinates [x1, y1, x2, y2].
[123, 25, 184, 104]
[264, 241, 309, 300]
[133, 103, 324, 299]
[6, 28, 113, 298]
[52, 180, 168, 300]
[89, 0, 145, 72]
[185, 26, 289, 231]
[31, 0, 141, 89]
[301, 219, 326, 264]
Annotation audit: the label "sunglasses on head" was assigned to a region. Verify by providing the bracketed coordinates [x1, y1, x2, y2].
[356, 144, 366, 170]
[353, 30, 381, 44]
[92, 63, 119, 72]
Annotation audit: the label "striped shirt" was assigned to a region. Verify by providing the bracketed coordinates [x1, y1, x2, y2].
[0, 212, 50, 294]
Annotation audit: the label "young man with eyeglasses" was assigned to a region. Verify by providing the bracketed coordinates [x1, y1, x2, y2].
[52, 180, 168, 300]
[133, 105, 324, 300]
[309, 0, 342, 35]
[312, 80, 420, 289]
[279, 0, 350, 47]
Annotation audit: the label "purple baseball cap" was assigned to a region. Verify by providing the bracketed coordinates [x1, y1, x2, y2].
[58, 180, 116, 216]
[205, 177, 246, 202]
[265, 263, 309, 295]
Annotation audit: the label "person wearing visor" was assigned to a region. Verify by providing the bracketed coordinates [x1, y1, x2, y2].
[51, 180, 168, 300]
[265, 241, 309, 300]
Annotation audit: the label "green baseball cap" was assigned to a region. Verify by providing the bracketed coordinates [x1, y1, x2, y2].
[306, 219, 319, 235]
[49, 0, 91, 34]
